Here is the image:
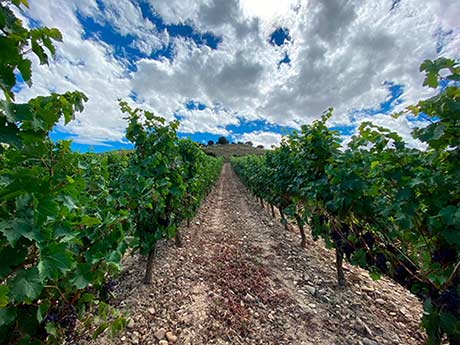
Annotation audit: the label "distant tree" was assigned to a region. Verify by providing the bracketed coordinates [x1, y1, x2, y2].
[245, 141, 253, 146]
[207, 140, 214, 146]
[217, 136, 229, 145]
[257, 144, 264, 149]
[237, 141, 243, 145]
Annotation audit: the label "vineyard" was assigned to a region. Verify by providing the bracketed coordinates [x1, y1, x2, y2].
[1, 1, 460, 344]
[232, 61, 460, 344]
[0, 2, 222, 343]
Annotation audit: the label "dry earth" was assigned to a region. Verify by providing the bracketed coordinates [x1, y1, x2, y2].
[85, 163, 425, 345]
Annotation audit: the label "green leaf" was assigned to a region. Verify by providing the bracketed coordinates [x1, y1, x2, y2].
[110, 316, 126, 336]
[0, 307, 16, 327]
[46, 28, 62, 41]
[0, 219, 42, 245]
[0, 117, 20, 147]
[8, 267, 44, 302]
[70, 263, 93, 289]
[369, 271, 381, 281]
[17, 59, 32, 86]
[80, 215, 101, 227]
[0, 221, 20, 246]
[92, 322, 109, 339]
[0, 245, 28, 276]
[423, 73, 438, 88]
[38, 242, 74, 281]
[61, 195, 78, 211]
[45, 322, 58, 337]
[0, 286, 9, 307]
[11, 0, 29, 8]
[31, 39, 48, 65]
[36, 300, 50, 323]
[441, 228, 460, 246]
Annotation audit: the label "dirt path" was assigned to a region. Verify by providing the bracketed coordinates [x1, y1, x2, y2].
[91, 163, 425, 345]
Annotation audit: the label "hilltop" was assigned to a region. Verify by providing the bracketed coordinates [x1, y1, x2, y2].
[202, 143, 266, 161]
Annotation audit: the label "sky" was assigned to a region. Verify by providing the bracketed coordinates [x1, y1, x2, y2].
[13, 0, 460, 151]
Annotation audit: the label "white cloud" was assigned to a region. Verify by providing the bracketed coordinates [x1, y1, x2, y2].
[178, 106, 239, 136]
[232, 131, 282, 148]
[13, 0, 460, 146]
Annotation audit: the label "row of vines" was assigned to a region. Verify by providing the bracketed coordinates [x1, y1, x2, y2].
[232, 58, 460, 344]
[0, 1, 223, 344]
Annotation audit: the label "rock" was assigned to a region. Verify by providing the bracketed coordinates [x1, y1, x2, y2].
[308, 303, 316, 308]
[375, 298, 385, 305]
[356, 317, 373, 337]
[159, 341, 169, 345]
[131, 331, 140, 344]
[127, 318, 135, 329]
[362, 286, 374, 293]
[244, 293, 256, 302]
[354, 320, 366, 334]
[268, 222, 274, 227]
[154, 328, 167, 340]
[148, 308, 155, 315]
[195, 221, 200, 225]
[306, 286, 316, 295]
[166, 331, 178, 343]
[362, 338, 378, 345]
[179, 313, 192, 324]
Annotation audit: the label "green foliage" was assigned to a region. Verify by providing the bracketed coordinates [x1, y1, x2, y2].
[232, 58, 460, 344]
[0, 0, 62, 101]
[120, 101, 222, 279]
[0, 1, 221, 343]
[0, 2, 126, 343]
[217, 136, 229, 145]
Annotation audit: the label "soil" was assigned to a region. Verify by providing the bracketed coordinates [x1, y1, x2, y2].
[85, 163, 425, 345]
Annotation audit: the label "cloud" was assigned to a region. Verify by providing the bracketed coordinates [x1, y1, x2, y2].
[178, 106, 239, 136]
[13, 0, 460, 147]
[232, 131, 282, 148]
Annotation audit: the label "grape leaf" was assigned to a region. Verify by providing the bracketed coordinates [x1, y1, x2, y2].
[0, 307, 16, 327]
[0, 285, 9, 307]
[38, 242, 74, 281]
[8, 267, 43, 302]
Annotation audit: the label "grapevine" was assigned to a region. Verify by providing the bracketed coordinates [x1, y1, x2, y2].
[232, 57, 460, 344]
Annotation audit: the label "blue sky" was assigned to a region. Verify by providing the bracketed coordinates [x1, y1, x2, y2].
[14, 0, 460, 151]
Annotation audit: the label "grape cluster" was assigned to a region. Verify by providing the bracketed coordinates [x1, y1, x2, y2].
[43, 311, 59, 323]
[60, 305, 77, 337]
[158, 217, 169, 227]
[362, 233, 375, 248]
[437, 288, 460, 315]
[101, 278, 117, 302]
[39, 304, 78, 341]
[327, 221, 426, 296]
[431, 247, 457, 266]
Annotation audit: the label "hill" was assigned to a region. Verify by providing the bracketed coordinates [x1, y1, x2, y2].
[202, 143, 266, 161]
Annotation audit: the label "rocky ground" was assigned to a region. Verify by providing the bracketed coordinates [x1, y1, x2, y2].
[85, 163, 425, 345]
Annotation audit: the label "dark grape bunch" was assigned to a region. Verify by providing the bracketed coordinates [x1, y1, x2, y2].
[60, 305, 78, 339]
[375, 252, 388, 272]
[431, 247, 458, 266]
[43, 311, 59, 324]
[437, 288, 460, 315]
[101, 278, 118, 302]
[39, 304, 78, 340]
